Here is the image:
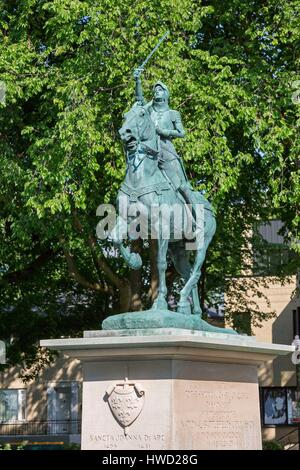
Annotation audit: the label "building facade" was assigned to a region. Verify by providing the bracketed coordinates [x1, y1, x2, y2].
[0, 355, 82, 448]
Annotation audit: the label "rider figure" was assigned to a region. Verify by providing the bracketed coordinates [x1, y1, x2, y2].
[133, 69, 195, 205]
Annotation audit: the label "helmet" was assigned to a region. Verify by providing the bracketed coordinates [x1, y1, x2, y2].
[153, 81, 170, 99]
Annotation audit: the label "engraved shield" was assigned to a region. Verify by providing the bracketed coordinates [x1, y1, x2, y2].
[106, 379, 145, 434]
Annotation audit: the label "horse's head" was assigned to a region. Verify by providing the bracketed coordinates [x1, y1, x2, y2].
[119, 103, 155, 152]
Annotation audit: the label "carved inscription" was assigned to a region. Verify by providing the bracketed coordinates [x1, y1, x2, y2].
[180, 382, 259, 449]
[89, 433, 166, 450]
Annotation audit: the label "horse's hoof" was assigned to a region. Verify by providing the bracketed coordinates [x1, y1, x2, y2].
[193, 309, 202, 316]
[177, 301, 191, 315]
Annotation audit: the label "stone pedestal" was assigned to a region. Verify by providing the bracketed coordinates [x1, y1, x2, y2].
[41, 329, 293, 450]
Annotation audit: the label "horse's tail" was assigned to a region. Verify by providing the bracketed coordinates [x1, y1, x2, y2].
[119, 243, 142, 270]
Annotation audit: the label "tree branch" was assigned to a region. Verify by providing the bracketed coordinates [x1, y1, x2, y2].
[72, 210, 129, 291]
[63, 246, 113, 294]
[0, 249, 55, 285]
[71, 211, 131, 310]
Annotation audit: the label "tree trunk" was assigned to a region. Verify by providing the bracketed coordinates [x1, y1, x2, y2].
[148, 239, 158, 305]
[129, 239, 143, 311]
[119, 280, 132, 313]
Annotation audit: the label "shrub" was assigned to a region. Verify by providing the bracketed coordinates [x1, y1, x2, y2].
[262, 440, 284, 450]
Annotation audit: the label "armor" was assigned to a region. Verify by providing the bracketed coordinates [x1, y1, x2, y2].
[135, 78, 194, 202]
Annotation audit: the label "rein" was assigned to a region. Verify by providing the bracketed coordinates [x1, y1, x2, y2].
[125, 108, 159, 170]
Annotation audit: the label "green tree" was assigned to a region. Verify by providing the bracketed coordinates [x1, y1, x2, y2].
[0, 0, 299, 372]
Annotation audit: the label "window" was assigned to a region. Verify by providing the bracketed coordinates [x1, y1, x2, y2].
[252, 220, 296, 276]
[262, 388, 287, 425]
[261, 387, 300, 426]
[293, 308, 300, 338]
[0, 389, 26, 422]
[232, 312, 251, 335]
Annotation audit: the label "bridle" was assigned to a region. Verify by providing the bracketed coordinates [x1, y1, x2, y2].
[123, 106, 159, 164]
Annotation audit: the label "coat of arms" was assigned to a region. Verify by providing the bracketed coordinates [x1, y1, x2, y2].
[105, 377, 145, 435]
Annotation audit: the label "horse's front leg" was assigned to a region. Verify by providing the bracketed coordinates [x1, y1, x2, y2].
[151, 238, 169, 311]
[109, 214, 142, 270]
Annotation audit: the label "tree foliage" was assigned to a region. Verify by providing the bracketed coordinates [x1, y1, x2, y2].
[0, 0, 299, 370]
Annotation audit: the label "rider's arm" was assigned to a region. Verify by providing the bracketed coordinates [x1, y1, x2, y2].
[134, 69, 146, 105]
[168, 110, 185, 138]
[156, 111, 186, 139]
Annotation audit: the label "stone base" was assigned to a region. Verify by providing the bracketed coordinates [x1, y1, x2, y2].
[83, 357, 261, 450]
[41, 330, 294, 450]
[102, 309, 237, 334]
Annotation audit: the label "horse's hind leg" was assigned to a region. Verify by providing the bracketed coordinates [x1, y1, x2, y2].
[177, 213, 216, 315]
[151, 237, 169, 310]
[169, 242, 202, 315]
[191, 286, 202, 316]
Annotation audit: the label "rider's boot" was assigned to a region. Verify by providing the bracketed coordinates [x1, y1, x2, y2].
[178, 183, 196, 206]
[178, 183, 198, 226]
